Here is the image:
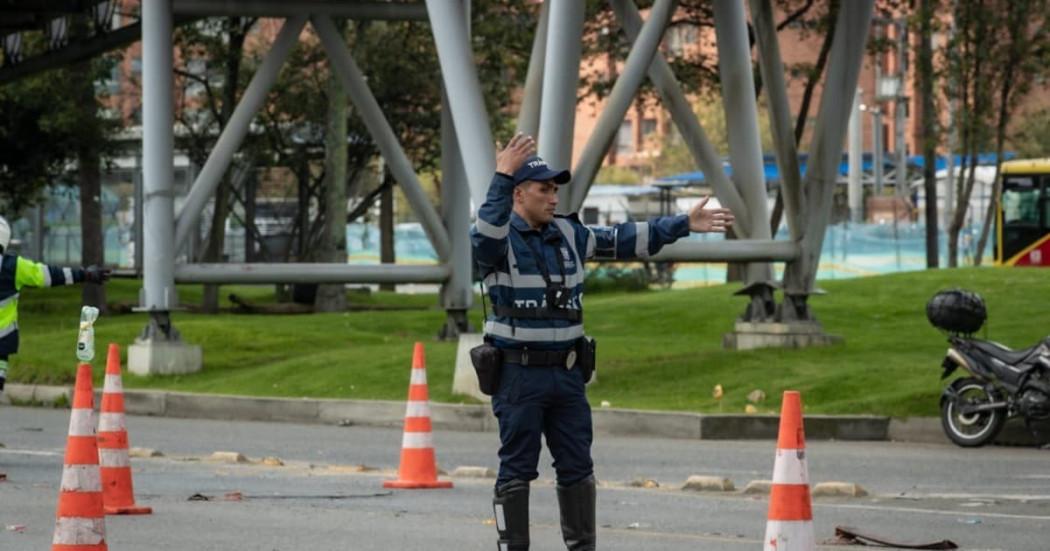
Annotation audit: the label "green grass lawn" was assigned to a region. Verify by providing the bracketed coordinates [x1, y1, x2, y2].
[8, 267, 1049, 417]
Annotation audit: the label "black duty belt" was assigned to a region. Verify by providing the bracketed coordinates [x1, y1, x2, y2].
[493, 305, 582, 322]
[502, 347, 578, 368]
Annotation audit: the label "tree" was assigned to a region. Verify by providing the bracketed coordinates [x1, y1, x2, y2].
[0, 20, 117, 299]
[917, 0, 939, 268]
[973, 0, 1049, 265]
[171, 16, 258, 312]
[942, 0, 995, 267]
[1008, 108, 1050, 158]
[314, 20, 350, 313]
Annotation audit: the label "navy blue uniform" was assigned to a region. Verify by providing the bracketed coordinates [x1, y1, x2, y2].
[471, 172, 690, 487]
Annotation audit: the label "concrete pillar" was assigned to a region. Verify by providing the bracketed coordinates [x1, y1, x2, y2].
[132, 0, 202, 376]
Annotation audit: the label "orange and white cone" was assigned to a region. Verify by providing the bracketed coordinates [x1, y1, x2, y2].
[53, 363, 107, 551]
[383, 342, 453, 489]
[763, 390, 814, 551]
[98, 344, 152, 515]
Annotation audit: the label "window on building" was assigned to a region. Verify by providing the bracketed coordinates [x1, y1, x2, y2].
[664, 24, 698, 56]
[640, 118, 657, 147]
[616, 120, 634, 156]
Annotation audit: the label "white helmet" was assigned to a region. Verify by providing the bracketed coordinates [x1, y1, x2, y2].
[0, 216, 9, 254]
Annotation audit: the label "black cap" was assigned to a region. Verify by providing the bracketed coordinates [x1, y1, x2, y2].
[512, 155, 571, 186]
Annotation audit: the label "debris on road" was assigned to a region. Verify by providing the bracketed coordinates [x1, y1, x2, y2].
[826, 526, 959, 549]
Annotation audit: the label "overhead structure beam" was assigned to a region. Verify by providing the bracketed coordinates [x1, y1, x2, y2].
[0, 21, 144, 84]
[784, 0, 875, 296]
[649, 239, 800, 263]
[570, 0, 677, 212]
[313, 14, 451, 260]
[749, 0, 803, 241]
[173, 16, 306, 254]
[539, 0, 585, 213]
[609, 0, 752, 236]
[516, 0, 550, 139]
[171, 0, 427, 19]
[425, 0, 496, 209]
[175, 263, 451, 284]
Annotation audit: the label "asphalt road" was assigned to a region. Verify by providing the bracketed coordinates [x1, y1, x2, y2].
[2, 406, 1047, 550]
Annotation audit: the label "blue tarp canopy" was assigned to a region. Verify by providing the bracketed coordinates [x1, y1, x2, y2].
[655, 152, 1016, 186]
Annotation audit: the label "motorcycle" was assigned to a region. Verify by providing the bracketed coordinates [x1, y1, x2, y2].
[928, 289, 1050, 447]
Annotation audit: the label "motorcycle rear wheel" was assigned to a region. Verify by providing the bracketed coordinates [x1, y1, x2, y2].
[941, 377, 1006, 447]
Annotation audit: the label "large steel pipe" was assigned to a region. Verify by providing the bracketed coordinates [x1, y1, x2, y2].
[175, 263, 451, 284]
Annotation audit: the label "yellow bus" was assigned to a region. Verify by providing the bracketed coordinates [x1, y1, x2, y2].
[997, 158, 1050, 266]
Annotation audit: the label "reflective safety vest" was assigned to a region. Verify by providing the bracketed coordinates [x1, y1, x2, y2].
[471, 173, 690, 351]
[0, 255, 81, 357]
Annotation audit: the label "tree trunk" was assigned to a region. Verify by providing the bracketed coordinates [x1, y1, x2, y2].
[918, 0, 938, 268]
[379, 174, 395, 292]
[315, 44, 349, 313]
[201, 18, 248, 313]
[77, 134, 105, 312]
[975, 1, 1027, 266]
[946, 5, 977, 268]
[73, 62, 106, 312]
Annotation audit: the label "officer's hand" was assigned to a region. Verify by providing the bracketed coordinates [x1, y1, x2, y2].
[495, 132, 536, 176]
[84, 265, 111, 284]
[688, 196, 734, 233]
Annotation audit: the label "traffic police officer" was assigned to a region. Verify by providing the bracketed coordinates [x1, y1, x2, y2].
[0, 216, 110, 394]
[471, 133, 733, 550]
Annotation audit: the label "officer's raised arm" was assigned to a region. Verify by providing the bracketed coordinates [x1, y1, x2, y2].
[580, 196, 734, 260]
[470, 133, 537, 269]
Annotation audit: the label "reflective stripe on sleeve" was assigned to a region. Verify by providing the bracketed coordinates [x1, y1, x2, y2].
[475, 217, 509, 239]
[634, 222, 650, 259]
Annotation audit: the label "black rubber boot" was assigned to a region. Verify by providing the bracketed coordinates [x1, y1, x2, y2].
[557, 475, 596, 550]
[493, 479, 530, 550]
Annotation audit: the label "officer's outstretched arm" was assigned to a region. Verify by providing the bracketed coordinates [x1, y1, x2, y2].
[582, 215, 690, 261]
[13, 257, 109, 290]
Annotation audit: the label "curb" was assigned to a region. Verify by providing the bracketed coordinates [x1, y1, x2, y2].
[3, 383, 1036, 445]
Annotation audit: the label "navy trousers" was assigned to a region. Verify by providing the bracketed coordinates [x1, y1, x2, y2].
[492, 361, 594, 487]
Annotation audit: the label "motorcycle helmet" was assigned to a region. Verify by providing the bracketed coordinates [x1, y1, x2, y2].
[926, 288, 986, 334]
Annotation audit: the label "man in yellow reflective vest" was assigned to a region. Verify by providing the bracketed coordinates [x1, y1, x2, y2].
[0, 216, 109, 394]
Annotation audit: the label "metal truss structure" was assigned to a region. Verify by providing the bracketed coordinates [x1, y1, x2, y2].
[0, 0, 874, 359]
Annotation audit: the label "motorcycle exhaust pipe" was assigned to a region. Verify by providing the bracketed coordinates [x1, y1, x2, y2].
[958, 401, 1008, 415]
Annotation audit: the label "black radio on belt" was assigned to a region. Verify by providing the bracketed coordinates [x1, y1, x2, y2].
[546, 282, 572, 310]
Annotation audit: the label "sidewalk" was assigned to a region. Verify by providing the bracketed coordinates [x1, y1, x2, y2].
[4, 382, 1040, 446]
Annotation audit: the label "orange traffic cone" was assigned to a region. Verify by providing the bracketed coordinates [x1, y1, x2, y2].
[383, 342, 453, 489]
[53, 363, 108, 551]
[764, 390, 814, 551]
[98, 344, 152, 515]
